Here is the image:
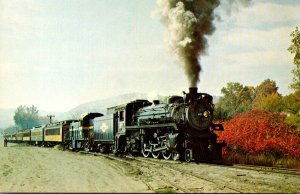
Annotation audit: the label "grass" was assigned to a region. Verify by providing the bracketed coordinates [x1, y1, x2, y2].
[223, 152, 300, 169]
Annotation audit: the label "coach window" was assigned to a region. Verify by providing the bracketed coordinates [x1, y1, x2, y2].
[119, 111, 124, 121]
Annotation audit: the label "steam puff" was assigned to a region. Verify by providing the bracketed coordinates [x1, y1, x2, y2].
[157, 0, 220, 87]
[157, 0, 252, 87]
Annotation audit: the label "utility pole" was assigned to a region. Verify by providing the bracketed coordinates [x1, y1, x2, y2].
[47, 115, 55, 124]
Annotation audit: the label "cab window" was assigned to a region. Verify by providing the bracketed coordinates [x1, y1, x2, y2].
[119, 111, 124, 121]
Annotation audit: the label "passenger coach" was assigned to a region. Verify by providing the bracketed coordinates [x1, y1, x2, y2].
[44, 120, 76, 146]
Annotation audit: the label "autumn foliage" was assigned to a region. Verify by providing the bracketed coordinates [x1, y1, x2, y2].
[218, 110, 300, 158]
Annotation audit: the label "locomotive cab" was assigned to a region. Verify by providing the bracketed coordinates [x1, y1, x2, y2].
[68, 112, 103, 150]
[92, 100, 151, 154]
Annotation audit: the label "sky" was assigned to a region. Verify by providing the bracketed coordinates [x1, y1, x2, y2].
[0, 0, 299, 112]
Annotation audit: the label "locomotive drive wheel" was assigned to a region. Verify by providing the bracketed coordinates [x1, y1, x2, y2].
[68, 142, 73, 150]
[141, 148, 150, 158]
[151, 151, 160, 159]
[185, 149, 192, 162]
[64, 143, 69, 150]
[171, 151, 180, 161]
[162, 150, 171, 160]
[99, 145, 106, 153]
[83, 142, 90, 152]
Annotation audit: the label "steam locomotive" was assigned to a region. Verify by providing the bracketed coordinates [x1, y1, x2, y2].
[4, 87, 226, 162]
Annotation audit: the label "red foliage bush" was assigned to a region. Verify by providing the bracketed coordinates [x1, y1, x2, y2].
[217, 110, 300, 158]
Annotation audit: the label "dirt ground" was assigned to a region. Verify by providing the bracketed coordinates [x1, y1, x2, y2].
[1, 142, 300, 193]
[0, 143, 149, 192]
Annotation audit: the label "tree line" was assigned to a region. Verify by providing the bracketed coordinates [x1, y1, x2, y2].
[2, 105, 52, 135]
[214, 79, 299, 130]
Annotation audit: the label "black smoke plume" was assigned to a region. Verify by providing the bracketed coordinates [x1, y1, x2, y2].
[156, 0, 251, 87]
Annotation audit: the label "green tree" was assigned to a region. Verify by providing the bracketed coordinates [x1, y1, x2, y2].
[288, 27, 300, 91]
[252, 79, 282, 111]
[215, 82, 255, 120]
[255, 79, 278, 96]
[13, 105, 40, 130]
[283, 90, 300, 131]
[255, 93, 284, 112]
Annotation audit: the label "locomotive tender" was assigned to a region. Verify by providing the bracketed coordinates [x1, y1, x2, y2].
[4, 87, 225, 162]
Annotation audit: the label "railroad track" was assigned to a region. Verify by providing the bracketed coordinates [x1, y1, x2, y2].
[128, 156, 300, 193]
[130, 155, 300, 176]
[232, 164, 300, 176]
[79, 151, 242, 193]
[78, 150, 300, 192]
[130, 156, 242, 193]
[79, 151, 192, 192]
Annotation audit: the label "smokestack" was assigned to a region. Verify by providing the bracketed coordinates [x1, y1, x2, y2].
[189, 87, 198, 101]
[189, 87, 198, 95]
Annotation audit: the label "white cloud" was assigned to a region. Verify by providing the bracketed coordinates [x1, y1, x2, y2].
[0, 63, 18, 77]
[200, 1, 299, 96]
[229, 2, 299, 28]
[32, 66, 51, 73]
[0, 0, 41, 27]
[216, 27, 292, 52]
[218, 50, 291, 69]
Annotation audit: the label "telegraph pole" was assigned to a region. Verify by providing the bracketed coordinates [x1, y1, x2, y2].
[47, 115, 55, 124]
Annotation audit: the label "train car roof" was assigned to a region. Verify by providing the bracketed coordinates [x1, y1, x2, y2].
[45, 119, 78, 127]
[80, 112, 104, 120]
[107, 99, 151, 110]
[23, 128, 31, 132]
[31, 124, 46, 130]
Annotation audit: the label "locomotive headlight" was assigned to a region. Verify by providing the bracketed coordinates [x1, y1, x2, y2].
[203, 110, 210, 118]
[197, 111, 210, 118]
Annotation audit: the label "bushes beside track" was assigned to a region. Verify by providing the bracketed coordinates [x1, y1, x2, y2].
[217, 110, 300, 169]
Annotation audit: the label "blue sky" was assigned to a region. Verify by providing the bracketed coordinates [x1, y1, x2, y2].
[0, 0, 299, 112]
